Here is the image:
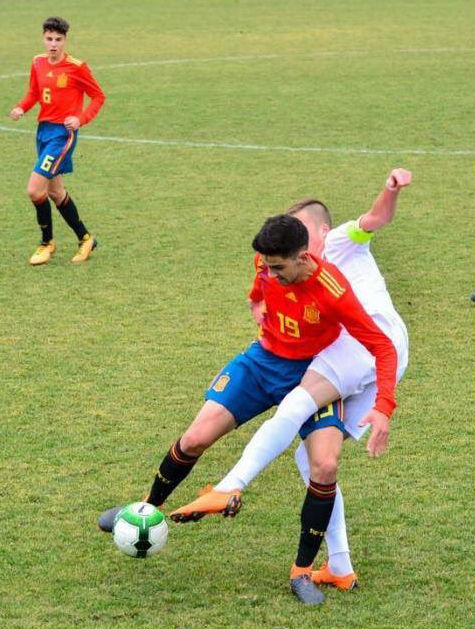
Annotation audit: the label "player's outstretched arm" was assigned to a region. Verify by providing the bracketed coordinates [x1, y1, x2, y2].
[359, 168, 412, 233]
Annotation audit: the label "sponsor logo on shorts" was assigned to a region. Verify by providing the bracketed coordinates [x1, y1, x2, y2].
[212, 374, 230, 392]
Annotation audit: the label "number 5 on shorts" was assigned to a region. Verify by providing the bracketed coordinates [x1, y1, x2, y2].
[40, 154, 55, 172]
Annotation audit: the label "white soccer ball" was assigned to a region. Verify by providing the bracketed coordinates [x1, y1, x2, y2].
[113, 502, 168, 558]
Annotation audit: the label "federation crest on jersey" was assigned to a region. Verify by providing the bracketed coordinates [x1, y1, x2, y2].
[57, 73, 68, 88]
[212, 374, 230, 392]
[303, 305, 320, 324]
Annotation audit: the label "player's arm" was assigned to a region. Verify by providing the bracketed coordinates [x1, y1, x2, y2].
[320, 266, 398, 456]
[248, 254, 265, 325]
[76, 63, 106, 127]
[11, 61, 39, 119]
[358, 168, 412, 233]
[248, 299, 265, 326]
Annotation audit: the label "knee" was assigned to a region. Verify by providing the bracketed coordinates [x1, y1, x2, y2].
[179, 430, 210, 457]
[27, 178, 51, 204]
[27, 182, 44, 203]
[309, 454, 339, 484]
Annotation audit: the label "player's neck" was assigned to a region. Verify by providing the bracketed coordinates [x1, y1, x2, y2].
[48, 52, 66, 65]
[295, 257, 317, 283]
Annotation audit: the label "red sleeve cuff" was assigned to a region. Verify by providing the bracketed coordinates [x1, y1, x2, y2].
[374, 397, 397, 418]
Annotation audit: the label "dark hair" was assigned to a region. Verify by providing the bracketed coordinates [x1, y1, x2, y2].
[43, 16, 69, 35]
[252, 214, 309, 257]
[286, 198, 332, 229]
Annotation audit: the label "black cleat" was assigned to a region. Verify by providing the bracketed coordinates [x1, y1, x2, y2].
[98, 505, 123, 532]
[290, 574, 326, 605]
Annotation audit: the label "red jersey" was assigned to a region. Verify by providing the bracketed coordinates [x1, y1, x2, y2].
[17, 53, 106, 126]
[249, 253, 398, 417]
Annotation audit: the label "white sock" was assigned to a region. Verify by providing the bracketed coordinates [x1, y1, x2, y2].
[214, 386, 318, 492]
[294, 446, 353, 575]
[326, 486, 354, 575]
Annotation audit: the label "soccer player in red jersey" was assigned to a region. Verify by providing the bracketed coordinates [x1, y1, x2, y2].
[9, 16, 106, 265]
[98, 216, 398, 596]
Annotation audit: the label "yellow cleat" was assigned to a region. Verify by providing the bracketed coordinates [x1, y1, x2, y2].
[311, 562, 358, 591]
[71, 234, 97, 263]
[29, 240, 56, 266]
[169, 485, 242, 523]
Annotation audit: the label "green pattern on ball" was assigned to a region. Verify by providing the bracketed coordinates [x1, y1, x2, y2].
[115, 502, 164, 530]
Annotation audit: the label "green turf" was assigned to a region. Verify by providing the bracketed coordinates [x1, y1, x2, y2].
[0, 1, 474, 627]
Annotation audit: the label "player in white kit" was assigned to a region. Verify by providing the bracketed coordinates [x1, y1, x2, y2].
[172, 168, 412, 604]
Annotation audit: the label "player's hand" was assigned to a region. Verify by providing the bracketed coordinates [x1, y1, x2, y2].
[9, 107, 24, 120]
[64, 116, 80, 130]
[386, 168, 412, 191]
[358, 408, 390, 458]
[249, 300, 265, 326]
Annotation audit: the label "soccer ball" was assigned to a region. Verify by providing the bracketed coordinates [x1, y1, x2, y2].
[113, 502, 168, 558]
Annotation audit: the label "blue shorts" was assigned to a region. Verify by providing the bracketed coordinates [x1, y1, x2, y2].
[298, 399, 345, 440]
[34, 122, 78, 179]
[205, 342, 312, 426]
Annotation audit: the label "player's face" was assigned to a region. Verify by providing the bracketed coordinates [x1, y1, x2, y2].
[263, 253, 307, 285]
[43, 30, 66, 62]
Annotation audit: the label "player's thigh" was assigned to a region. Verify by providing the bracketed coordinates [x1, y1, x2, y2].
[300, 369, 340, 408]
[27, 171, 50, 201]
[181, 400, 237, 452]
[307, 330, 375, 399]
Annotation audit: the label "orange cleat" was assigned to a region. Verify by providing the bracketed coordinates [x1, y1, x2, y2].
[169, 485, 241, 523]
[311, 562, 358, 591]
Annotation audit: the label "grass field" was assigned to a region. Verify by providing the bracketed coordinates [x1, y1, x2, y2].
[0, 1, 474, 627]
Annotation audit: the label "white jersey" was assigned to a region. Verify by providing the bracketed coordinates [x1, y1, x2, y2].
[323, 219, 398, 319]
[308, 218, 409, 438]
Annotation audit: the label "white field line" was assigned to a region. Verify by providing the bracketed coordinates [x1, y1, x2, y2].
[0, 47, 473, 80]
[0, 124, 473, 156]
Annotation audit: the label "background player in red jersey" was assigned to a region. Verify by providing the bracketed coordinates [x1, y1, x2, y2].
[9, 16, 106, 265]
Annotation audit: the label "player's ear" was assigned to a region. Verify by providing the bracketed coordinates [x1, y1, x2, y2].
[320, 223, 330, 238]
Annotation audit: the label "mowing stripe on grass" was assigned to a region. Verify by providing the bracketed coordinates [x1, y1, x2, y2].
[0, 124, 473, 157]
[1, 47, 473, 80]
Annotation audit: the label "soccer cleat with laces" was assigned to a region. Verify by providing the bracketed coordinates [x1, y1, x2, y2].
[290, 564, 325, 605]
[71, 234, 97, 262]
[311, 562, 358, 591]
[29, 240, 56, 265]
[169, 486, 242, 523]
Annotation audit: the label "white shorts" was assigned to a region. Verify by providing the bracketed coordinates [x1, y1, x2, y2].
[307, 311, 409, 440]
